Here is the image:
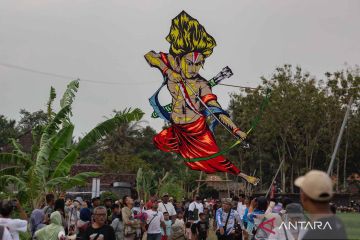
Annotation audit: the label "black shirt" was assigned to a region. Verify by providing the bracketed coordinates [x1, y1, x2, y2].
[302, 215, 347, 240]
[191, 220, 209, 238]
[82, 224, 115, 240]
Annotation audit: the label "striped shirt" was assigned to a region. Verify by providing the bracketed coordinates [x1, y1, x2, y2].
[215, 208, 241, 235]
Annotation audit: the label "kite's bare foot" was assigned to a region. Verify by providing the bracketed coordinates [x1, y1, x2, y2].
[239, 173, 260, 186]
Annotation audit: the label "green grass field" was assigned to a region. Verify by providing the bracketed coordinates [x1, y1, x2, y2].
[338, 213, 360, 240]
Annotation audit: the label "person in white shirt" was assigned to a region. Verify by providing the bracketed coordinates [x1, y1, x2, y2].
[0, 200, 28, 240]
[145, 202, 166, 240]
[0, 225, 12, 240]
[236, 194, 246, 219]
[158, 193, 176, 222]
[188, 196, 204, 221]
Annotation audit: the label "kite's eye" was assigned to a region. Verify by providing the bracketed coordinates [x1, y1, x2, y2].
[195, 61, 204, 67]
[186, 60, 193, 66]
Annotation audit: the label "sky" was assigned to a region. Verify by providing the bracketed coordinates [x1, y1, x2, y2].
[1, 0, 359, 137]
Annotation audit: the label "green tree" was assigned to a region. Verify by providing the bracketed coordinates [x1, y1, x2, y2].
[222, 64, 359, 193]
[17, 109, 48, 135]
[0, 80, 144, 208]
[0, 115, 18, 147]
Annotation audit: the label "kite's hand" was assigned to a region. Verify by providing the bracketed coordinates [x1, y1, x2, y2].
[235, 130, 247, 140]
[168, 72, 184, 83]
[144, 51, 163, 68]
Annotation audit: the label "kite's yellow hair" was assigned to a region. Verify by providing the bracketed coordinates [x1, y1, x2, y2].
[166, 11, 216, 58]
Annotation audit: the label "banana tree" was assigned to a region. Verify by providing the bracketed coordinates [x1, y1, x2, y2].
[0, 80, 144, 208]
[136, 168, 156, 201]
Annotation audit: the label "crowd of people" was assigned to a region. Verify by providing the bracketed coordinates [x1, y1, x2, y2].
[0, 170, 351, 240]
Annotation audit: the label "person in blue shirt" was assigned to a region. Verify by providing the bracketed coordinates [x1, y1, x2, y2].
[242, 197, 251, 229]
[215, 199, 241, 240]
[161, 212, 172, 238]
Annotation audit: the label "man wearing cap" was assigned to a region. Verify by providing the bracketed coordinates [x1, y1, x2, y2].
[215, 199, 241, 240]
[158, 193, 176, 222]
[295, 170, 347, 239]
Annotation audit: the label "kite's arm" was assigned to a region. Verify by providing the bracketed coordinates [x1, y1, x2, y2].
[201, 82, 247, 139]
[144, 51, 181, 82]
[208, 100, 247, 139]
[144, 51, 168, 71]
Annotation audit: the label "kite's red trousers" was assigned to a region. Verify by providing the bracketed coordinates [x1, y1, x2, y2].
[154, 116, 241, 175]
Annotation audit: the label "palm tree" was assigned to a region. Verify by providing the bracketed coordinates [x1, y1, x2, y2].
[0, 80, 144, 208]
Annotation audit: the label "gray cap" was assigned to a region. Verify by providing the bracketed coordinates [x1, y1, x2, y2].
[285, 203, 305, 220]
[74, 196, 83, 203]
[285, 203, 303, 214]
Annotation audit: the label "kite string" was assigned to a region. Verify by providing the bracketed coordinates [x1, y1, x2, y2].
[0, 61, 156, 85]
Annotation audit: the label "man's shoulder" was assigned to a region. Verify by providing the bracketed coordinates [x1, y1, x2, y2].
[303, 215, 347, 240]
[122, 206, 131, 212]
[103, 224, 115, 232]
[89, 224, 114, 232]
[321, 215, 346, 230]
[145, 209, 154, 215]
[166, 202, 175, 209]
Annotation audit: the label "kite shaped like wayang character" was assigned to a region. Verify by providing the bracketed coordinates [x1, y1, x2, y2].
[145, 11, 260, 185]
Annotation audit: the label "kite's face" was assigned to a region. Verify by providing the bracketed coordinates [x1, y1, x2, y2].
[179, 52, 205, 79]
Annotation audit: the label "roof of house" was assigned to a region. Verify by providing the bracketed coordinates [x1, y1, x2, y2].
[70, 164, 137, 187]
[196, 174, 244, 191]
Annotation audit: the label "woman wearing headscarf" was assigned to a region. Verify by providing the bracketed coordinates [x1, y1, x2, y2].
[34, 211, 66, 240]
[76, 208, 92, 239]
[30, 209, 46, 239]
[111, 204, 124, 240]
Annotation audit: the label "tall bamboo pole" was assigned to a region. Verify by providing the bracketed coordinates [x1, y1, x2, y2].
[265, 159, 285, 198]
[327, 97, 353, 175]
[225, 172, 230, 198]
[343, 127, 349, 189]
[196, 171, 203, 196]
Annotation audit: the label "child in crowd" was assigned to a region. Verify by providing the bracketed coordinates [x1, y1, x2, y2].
[203, 208, 211, 226]
[171, 211, 186, 240]
[161, 212, 172, 240]
[191, 213, 209, 240]
[185, 222, 192, 240]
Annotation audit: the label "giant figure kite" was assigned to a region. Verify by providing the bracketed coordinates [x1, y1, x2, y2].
[145, 11, 260, 185]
